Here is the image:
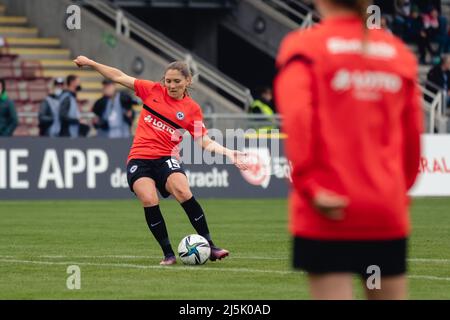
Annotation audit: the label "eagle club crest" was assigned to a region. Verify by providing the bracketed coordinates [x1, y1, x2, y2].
[176, 111, 185, 120]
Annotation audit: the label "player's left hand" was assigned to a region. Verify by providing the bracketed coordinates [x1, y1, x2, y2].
[312, 189, 349, 220]
[228, 150, 249, 171]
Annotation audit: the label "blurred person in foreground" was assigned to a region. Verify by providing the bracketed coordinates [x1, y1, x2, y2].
[0, 78, 17, 137]
[92, 79, 136, 138]
[275, 0, 423, 299]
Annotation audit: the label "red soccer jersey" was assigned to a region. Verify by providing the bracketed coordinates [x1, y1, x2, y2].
[128, 79, 207, 161]
[275, 16, 423, 240]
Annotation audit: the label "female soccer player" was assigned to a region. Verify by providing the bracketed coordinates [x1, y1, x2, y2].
[275, 0, 423, 299]
[73, 56, 248, 265]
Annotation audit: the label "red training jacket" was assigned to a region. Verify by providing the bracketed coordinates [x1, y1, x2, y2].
[274, 16, 423, 240]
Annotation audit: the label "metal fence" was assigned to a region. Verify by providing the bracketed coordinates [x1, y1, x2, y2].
[421, 81, 448, 133]
[79, 0, 254, 110]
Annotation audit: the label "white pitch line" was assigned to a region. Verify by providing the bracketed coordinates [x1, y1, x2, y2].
[0, 258, 450, 281]
[0, 255, 450, 263]
[35, 255, 286, 260]
[34, 256, 450, 263]
[2, 255, 450, 263]
[409, 258, 450, 264]
[409, 275, 450, 281]
[0, 259, 297, 275]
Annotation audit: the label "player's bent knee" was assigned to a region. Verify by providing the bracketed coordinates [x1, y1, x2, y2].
[141, 200, 159, 207]
[166, 173, 192, 202]
[172, 188, 192, 202]
[138, 196, 159, 207]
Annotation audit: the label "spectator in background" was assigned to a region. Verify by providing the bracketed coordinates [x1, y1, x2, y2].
[423, 7, 447, 56]
[403, 5, 421, 41]
[393, 0, 411, 36]
[423, 7, 440, 35]
[249, 86, 276, 132]
[396, 0, 412, 18]
[426, 54, 450, 112]
[0, 78, 17, 136]
[59, 74, 89, 137]
[92, 79, 136, 138]
[404, 6, 435, 64]
[38, 77, 65, 137]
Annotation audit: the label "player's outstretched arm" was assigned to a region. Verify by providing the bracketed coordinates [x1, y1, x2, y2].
[197, 135, 248, 171]
[73, 55, 136, 90]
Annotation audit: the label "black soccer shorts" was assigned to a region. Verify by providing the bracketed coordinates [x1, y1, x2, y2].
[293, 236, 407, 278]
[126, 157, 186, 198]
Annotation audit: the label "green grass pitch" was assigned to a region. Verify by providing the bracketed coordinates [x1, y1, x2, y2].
[0, 198, 449, 299]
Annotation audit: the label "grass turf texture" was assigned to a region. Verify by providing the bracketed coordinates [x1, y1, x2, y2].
[0, 198, 449, 299]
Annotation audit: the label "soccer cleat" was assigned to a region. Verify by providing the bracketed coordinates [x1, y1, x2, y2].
[209, 246, 229, 261]
[159, 254, 177, 265]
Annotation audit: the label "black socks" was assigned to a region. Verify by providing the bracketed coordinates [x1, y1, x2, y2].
[181, 196, 214, 246]
[144, 205, 174, 257]
[144, 198, 215, 257]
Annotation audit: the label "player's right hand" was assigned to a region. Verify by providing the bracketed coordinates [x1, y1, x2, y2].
[73, 55, 93, 68]
[229, 150, 249, 171]
[312, 189, 349, 221]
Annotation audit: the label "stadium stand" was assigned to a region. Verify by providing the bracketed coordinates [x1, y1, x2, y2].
[0, 3, 103, 136]
[2, 0, 269, 135]
[0, 0, 448, 134]
[261, 0, 449, 132]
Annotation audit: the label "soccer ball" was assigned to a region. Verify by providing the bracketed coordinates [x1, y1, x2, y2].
[177, 234, 211, 265]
